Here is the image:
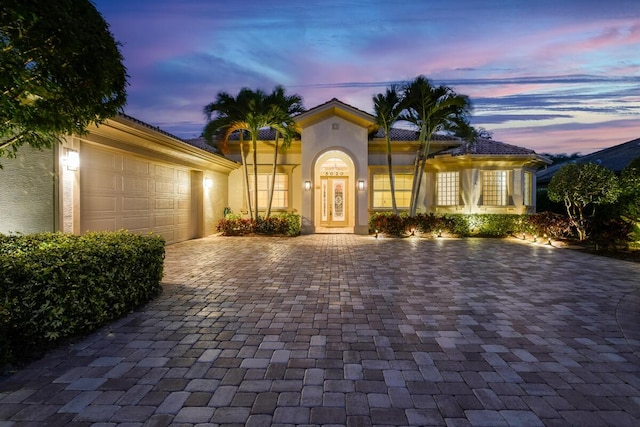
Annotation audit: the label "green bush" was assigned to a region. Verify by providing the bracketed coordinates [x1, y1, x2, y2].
[217, 213, 301, 236]
[369, 212, 409, 236]
[369, 212, 528, 237]
[0, 231, 165, 366]
[526, 211, 573, 239]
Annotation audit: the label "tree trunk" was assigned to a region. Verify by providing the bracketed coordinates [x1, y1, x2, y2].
[266, 132, 280, 218]
[413, 139, 433, 214]
[409, 127, 429, 216]
[252, 137, 259, 221]
[409, 149, 422, 216]
[387, 151, 398, 214]
[239, 133, 252, 219]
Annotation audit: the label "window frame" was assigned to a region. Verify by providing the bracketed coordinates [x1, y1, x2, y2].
[246, 165, 294, 212]
[481, 170, 509, 206]
[371, 170, 413, 209]
[435, 171, 460, 206]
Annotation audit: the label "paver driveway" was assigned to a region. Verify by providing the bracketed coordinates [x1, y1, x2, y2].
[1, 235, 639, 427]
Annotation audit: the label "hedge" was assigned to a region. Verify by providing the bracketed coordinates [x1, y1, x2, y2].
[217, 212, 301, 236]
[369, 211, 574, 239]
[0, 231, 165, 367]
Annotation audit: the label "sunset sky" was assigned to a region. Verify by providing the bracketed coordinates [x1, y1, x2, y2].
[92, 0, 640, 155]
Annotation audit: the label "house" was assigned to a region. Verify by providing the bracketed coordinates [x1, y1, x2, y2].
[0, 98, 550, 241]
[537, 137, 640, 186]
[221, 98, 551, 234]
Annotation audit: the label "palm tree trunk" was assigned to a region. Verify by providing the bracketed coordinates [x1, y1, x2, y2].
[252, 137, 259, 221]
[266, 132, 279, 218]
[409, 127, 428, 216]
[413, 139, 432, 214]
[387, 151, 398, 215]
[239, 133, 252, 219]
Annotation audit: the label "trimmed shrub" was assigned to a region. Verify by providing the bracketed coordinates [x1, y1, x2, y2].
[369, 212, 528, 238]
[217, 213, 301, 236]
[526, 211, 573, 239]
[0, 231, 165, 366]
[369, 212, 409, 236]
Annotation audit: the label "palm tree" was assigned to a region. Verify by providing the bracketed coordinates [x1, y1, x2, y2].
[265, 86, 304, 218]
[400, 76, 473, 216]
[203, 89, 254, 218]
[203, 87, 299, 221]
[373, 85, 404, 214]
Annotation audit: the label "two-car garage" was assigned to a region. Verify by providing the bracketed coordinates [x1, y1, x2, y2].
[80, 144, 194, 245]
[56, 115, 237, 244]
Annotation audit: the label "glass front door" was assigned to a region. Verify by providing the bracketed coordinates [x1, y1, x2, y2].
[320, 177, 348, 226]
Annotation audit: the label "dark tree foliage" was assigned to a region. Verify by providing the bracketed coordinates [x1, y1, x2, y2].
[1, 0, 128, 158]
[548, 162, 620, 240]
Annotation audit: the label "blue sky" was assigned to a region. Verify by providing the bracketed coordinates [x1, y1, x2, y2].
[93, 0, 640, 154]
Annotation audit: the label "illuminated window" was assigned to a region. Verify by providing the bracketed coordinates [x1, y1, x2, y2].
[372, 174, 412, 208]
[436, 172, 460, 206]
[249, 174, 289, 209]
[523, 171, 533, 205]
[482, 170, 508, 205]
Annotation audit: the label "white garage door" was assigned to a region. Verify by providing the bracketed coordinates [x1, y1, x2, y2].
[80, 144, 193, 244]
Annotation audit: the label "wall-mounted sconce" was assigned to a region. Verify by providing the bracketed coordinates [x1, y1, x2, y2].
[64, 149, 79, 171]
[304, 180, 312, 191]
[203, 178, 213, 189]
[358, 179, 365, 191]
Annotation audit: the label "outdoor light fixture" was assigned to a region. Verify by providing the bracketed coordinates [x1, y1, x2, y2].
[203, 178, 213, 189]
[358, 180, 365, 191]
[304, 180, 312, 191]
[64, 149, 79, 171]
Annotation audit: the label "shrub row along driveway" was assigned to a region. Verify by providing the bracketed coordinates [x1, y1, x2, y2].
[1, 235, 639, 426]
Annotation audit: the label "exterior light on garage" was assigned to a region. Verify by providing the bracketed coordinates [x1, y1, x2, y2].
[64, 149, 79, 171]
[358, 180, 365, 191]
[204, 178, 213, 189]
[304, 180, 312, 191]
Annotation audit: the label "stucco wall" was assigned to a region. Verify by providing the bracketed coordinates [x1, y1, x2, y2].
[0, 146, 56, 234]
[204, 170, 230, 234]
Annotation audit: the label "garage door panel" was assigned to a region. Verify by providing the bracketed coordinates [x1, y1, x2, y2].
[121, 216, 151, 230]
[123, 197, 149, 211]
[155, 181, 174, 194]
[84, 171, 118, 191]
[123, 176, 149, 193]
[84, 195, 117, 212]
[155, 198, 174, 209]
[81, 144, 193, 245]
[154, 214, 176, 227]
[84, 149, 118, 170]
[123, 157, 150, 174]
[154, 164, 174, 178]
[82, 217, 118, 231]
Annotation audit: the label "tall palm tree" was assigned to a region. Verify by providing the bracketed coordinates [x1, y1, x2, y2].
[203, 87, 298, 221]
[400, 76, 473, 216]
[203, 89, 253, 218]
[373, 85, 404, 214]
[265, 86, 304, 218]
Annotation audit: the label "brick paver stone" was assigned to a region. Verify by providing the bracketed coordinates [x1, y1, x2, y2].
[0, 235, 638, 426]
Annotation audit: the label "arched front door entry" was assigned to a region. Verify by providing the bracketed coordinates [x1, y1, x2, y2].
[314, 150, 355, 233]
